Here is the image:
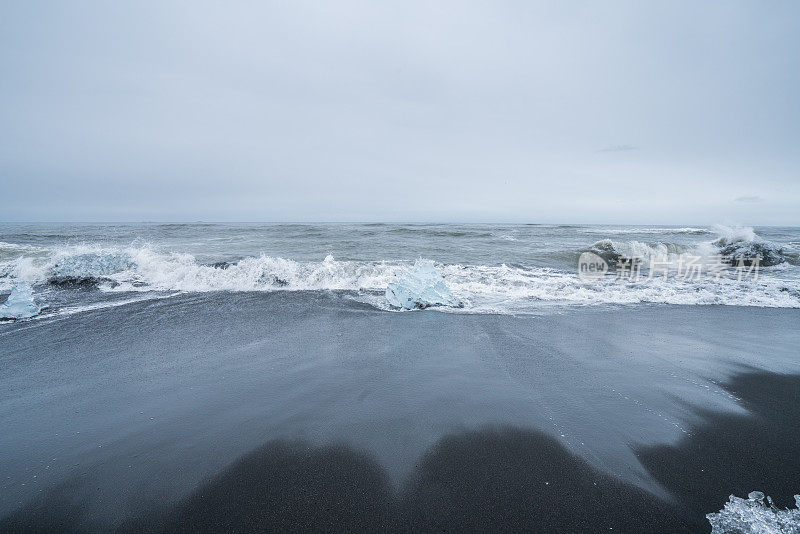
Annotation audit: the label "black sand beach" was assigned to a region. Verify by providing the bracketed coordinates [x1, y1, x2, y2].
[1, 293, 799, 532]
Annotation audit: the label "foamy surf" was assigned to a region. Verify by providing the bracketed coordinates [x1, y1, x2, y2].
[1, 224, 799, 318]
[582, 227, 711, 235]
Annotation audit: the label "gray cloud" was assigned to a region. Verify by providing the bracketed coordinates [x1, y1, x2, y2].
[734, 196, 763, 203]
[0, 1, 798, 224]
[600, 145, 638, 152]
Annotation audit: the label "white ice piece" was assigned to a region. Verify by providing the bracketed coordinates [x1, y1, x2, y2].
[0, 282, 41, 320]
[707, 491, 800, 534]
[385, 260, 460, 309]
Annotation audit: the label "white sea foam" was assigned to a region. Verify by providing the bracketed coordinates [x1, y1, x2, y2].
[707, 491, 800, 534]
[46, 294, 180, 320]
[589, 239, 691, 264]
[121, 250, 397, 293]
[583, 227, 710, 235]
[1, 238, 799, 314]
[0, 241, 46, 253]
[440, 263, 800, 311]
[713, 224, 759, 246]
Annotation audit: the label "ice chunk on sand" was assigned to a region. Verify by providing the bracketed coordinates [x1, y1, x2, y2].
[385, 260, 460, 309]
[0, 282, 41, 320]
[707, 491, 800, 534]
[716, 240, 787, 267]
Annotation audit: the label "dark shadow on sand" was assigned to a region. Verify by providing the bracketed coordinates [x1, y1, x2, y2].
[121, 429, 691, 532]
[3, 371, 799, 533]
[637, 370, 800, 526]
[128, 442, 394, 533]
[396, 427, 688, 533]
[2, 432, 689, 533]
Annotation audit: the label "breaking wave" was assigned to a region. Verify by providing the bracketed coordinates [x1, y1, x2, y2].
[588, 240, 691, 266]
[712, 224, 759, 246]
[0, 245, 399, 294]
[587, 225, 798, 269]
[1, 225, 799, 317]
[711, 225, 793, 267]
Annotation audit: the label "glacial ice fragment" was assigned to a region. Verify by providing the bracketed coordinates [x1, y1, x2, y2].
[385, 260, 460, 309]
[0, 282, 41, 320]
[706, 491, 800, 533]
[49, 251, 134, 285]
[715, 240, 787, 267]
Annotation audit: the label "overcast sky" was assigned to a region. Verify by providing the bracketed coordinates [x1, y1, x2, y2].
[1, 1, 798, 224]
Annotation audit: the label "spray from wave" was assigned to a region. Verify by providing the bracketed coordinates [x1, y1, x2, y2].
[710, 225, 790, 267]
[0, 245, 402, 294]
[587, 240, 690, 266]
[586, 225, 795, 269]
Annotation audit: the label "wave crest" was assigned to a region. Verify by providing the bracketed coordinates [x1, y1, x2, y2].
[1, 241, 799, 313]
[712, 225, 758, 247]
[588, 240, 689, 266]
[710, 226, 792, 267]
[586, 226, 796, 269]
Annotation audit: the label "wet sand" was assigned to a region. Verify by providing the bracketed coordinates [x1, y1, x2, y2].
[1, 292, 798, 532]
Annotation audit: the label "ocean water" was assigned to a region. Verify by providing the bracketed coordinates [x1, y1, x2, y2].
[1, 222, 799, 319]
